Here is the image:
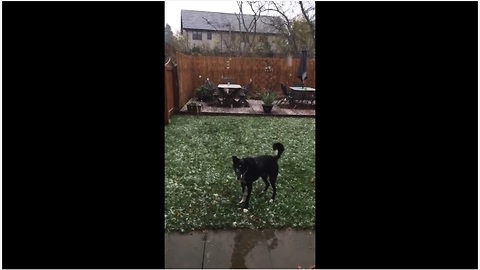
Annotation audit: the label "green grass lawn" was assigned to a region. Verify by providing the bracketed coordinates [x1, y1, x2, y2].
[165, 115, 315, 232]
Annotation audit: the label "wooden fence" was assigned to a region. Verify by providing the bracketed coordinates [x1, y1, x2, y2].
[175, 52, 315, 108]
[164, 60, 175, 125]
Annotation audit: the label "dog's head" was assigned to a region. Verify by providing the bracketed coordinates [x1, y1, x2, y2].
[232, 156, 254, 182]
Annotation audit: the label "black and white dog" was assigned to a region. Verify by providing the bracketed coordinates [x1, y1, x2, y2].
[232, 142, 284, 213]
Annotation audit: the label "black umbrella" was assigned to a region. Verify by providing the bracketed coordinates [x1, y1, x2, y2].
[296, 47, 308, 87]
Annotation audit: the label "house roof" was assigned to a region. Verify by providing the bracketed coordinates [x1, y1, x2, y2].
[181, 9, 281, 34]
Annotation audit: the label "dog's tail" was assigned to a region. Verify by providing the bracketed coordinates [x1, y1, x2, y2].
[273, 142, 285, 159]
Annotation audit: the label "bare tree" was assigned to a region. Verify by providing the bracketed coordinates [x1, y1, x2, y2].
[262, 2, 300, 55]
[172, 31, 188, 53]
[256, 1, 316, 56]
[200, 1, 315, 57]
[299, 1, 315, 46]
[234, 1, 266, 56]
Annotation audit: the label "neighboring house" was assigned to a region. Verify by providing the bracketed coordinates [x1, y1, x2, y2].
[180, 9, 282, 54]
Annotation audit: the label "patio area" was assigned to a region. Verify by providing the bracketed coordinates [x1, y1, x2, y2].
[179, 99, 315, 117]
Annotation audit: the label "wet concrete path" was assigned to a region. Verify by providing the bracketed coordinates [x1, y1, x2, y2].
[165, 229, 315, 269]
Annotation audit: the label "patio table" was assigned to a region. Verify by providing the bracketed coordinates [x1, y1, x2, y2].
[217, 84, 243, 107]
[290, 86, 315, 106]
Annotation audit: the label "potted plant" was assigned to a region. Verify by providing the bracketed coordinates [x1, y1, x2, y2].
[261, 91, 277, 113]
[187, 101, 202, 113]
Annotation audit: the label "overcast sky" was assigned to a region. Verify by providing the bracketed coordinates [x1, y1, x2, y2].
[165, 1, 307, 34]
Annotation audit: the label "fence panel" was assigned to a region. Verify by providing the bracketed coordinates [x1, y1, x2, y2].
[175, 53, 316, 107]
[164, 64, 175, 125]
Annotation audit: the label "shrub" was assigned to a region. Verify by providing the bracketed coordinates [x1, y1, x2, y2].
[195, 80, 215, 101]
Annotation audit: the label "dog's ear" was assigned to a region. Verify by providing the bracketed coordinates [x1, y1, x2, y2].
[232, 156, 239, 163]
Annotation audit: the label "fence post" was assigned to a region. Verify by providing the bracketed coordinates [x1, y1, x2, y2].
[165, 59, 175, 125]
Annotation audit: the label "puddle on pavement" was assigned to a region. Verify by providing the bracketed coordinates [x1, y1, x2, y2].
[263, 229, 279, 251]
[230, 229, 278, 269]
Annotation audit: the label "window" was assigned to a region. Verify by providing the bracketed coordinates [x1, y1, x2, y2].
[192, 31, 202, 40]
[207, 32, 212, 40]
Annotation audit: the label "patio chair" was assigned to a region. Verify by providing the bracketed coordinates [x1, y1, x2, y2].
[277, 83, 294, 106]
[238, 80, 253, 107]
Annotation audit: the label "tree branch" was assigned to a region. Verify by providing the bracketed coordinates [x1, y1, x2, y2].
[299, 1, 315, 44]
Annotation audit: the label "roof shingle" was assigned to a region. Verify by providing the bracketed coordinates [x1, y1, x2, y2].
[181, 9, 281, 34]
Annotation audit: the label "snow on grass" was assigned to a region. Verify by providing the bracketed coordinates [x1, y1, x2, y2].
[165, 115, 315, 232]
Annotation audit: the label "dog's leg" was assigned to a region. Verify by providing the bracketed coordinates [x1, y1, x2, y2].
[270, 175, 277, 203]
[259, 175, 270, 196]
[243, 183, 253, 212]
[239, 183, 246, 204]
